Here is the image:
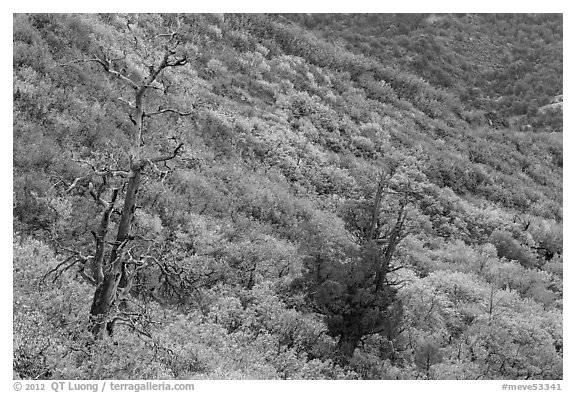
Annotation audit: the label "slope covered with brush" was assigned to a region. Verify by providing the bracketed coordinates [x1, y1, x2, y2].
[14, 13, 562, 380]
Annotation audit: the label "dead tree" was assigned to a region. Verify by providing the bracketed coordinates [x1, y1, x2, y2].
[65, 18, 192, 339]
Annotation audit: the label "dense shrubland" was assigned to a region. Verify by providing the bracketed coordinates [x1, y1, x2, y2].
[14, 13, 562, 379]
[288, 13, 563, 132]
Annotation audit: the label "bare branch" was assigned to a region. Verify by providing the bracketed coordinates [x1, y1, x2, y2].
[147, 83, 165, 92]
[145, 159, 173, 184]
[48, 174, 66, 192]
[62, 55, 140, 90]
[67, 160, 100, 192]
[92, 53, 140, 89]
[108, 50, 127, 63]
[79, 269, 98, 286]
[166, 56, 188, 67]
[156, 15, 182, 40]
[73, 158, 100, 172]
[67, 175, 89, 193]
[41, 245, 94, 285]
[41, 254, 79, 283]
[144, 48, 188, 88]
[118, 97, 135, 108]
[140, 143, 184, 166]
[144, 107, 193, 118]
[112, 316, 152, 339]
[88, 182, 109, 207]
[67, 162, 131, 194]
[109, 169, 132, 178]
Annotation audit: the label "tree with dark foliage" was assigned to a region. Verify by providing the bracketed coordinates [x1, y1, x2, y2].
[297, 173, 409, 362]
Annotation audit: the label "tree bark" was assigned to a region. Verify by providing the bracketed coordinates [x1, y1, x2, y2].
[89, 170, 140, 338]
[367, 172, 385, 241]
[86, 188, 118, 284]
[89, 269, 122, 338]
[336, 332, 362, 363]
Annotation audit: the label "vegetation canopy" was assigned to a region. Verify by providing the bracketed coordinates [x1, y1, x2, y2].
[13, 13, 562, 380]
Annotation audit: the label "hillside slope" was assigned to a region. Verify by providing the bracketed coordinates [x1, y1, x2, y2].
[13, 13, 562, 380]
[286, 13, 563, 132]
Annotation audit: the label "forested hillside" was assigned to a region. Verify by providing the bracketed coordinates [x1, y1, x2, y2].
[288, 13, 563, 132]
[13, 13, 562, 380]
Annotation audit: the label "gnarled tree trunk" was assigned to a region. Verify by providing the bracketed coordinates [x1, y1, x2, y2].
[83, 25, 190, 339]
[89, 168, 141, 338]
[336, 331, 362, 362]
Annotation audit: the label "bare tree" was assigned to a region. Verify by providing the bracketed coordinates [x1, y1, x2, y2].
[64, 16, 193, 338]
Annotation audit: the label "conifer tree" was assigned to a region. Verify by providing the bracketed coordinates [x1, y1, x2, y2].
[298, 172, 410, 361]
